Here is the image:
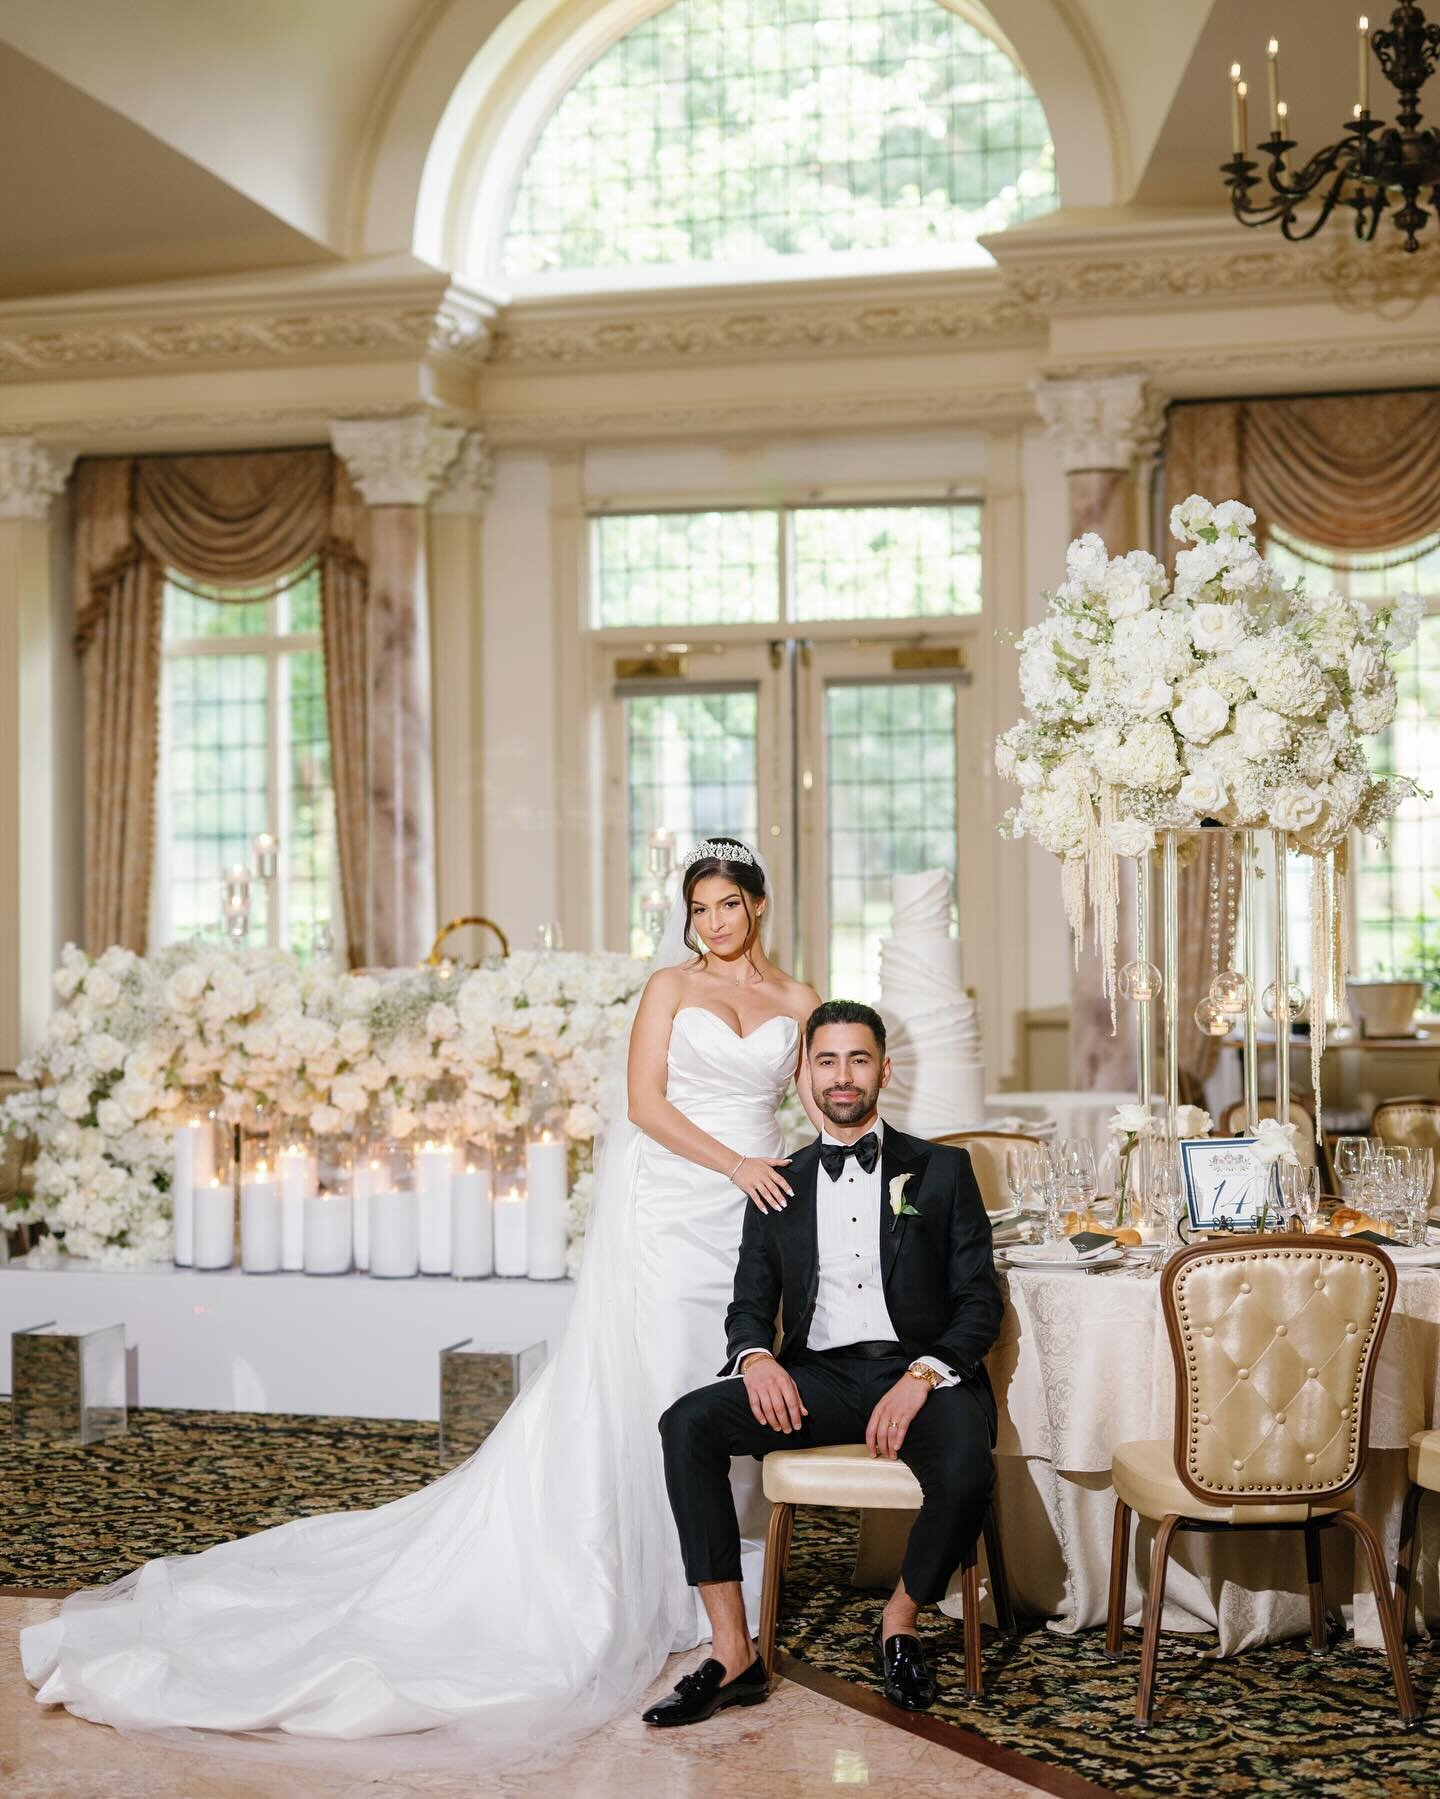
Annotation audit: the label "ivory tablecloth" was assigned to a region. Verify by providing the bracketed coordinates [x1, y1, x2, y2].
[983, 1263, 1440, 1652]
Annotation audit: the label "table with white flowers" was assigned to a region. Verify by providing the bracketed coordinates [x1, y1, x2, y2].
[982, 1262, 1440, 1653]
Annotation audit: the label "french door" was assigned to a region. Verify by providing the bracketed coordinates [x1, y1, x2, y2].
[601, 636, 974, 1001]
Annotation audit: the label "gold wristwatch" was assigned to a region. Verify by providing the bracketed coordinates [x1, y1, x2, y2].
[907, 1361, 943, 1389]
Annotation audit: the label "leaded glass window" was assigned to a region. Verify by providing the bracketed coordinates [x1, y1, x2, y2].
[505, 0, 1056, 276]
[156, 567, 339, 961]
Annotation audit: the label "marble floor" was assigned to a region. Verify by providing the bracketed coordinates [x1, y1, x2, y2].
[2, 1597, 1049, 1799]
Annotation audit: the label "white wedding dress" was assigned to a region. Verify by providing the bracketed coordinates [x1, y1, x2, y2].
[22, 994, 797, 1771]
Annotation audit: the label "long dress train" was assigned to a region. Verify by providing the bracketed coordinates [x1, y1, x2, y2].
[21, 1007, 797, 1770]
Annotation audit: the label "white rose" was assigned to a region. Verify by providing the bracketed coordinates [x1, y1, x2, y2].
[1102, 551, 1164, 620]
[1125, 676, 1173, 718]
[165, 964, 207, 1010]
[1253, 1118, 1300, 1166]
[1190, 602, 1246, 655]
[1171, 685, 1230, 743]
[336, 1019, 370, 1059]
[1234, 701, 1290, 759]
[1270, 784, 1324, 832]
[1178, 769, 1228, 816]
[1107, 817, 1155, 857]
[1109, 1103, 1154, 1137]
[95, 1098, 128, 1137]
[1174, 1105, 1213, 1137]
[1347, 642, 1381, 691]
[309, 1104, 344, 1136]
[85, 969, 121, 1009]
[84, 1032, 126, 1074]
[56, 1081, 91, 1121]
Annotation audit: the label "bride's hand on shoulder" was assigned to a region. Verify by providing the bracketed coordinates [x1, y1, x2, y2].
[730, 1154, 793, 1213]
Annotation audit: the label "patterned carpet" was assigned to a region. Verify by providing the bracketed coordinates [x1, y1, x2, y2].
[5, 1401, 1440, 1797]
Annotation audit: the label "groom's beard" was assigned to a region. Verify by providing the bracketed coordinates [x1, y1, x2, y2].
[817, 1085, 879, 1127]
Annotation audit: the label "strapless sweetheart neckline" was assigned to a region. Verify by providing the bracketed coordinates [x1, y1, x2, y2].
[674, 1006, 799, 1044]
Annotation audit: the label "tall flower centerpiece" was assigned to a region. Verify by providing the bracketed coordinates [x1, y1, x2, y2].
[999, 495, 1421, 1129]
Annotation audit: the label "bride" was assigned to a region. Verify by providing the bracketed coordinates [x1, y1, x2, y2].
[22, 839, 821, 1770]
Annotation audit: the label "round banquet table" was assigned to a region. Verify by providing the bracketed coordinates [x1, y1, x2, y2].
[979, 1261, 1440, 1652]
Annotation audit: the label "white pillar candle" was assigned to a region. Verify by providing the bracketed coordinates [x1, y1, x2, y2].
[525, 1132, 568, 1281]
[193, 1180, 235, 1270]
[414, 1142, 455, 1275]
[369, 1190, 419, 1278]
[304, 1193, 353, 1275]
[171, 1120, 215, 1266]
[278, 1148, 315, 1272]
[240, 1179, 282, 1273]
[493, 1189, 528, 1278]
[451, 1168, 494, 1278]
[351, 1158, 377, 1271]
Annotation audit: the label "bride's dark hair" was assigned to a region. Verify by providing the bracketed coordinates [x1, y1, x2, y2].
[681, 842, 767, 961]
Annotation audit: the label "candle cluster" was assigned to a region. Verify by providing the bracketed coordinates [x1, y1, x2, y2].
[1228, 17, 1372, 154]
[170, 1109, 571, 1283]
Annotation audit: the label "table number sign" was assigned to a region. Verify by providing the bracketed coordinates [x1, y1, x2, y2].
[1180, 1136, 1276, 1235]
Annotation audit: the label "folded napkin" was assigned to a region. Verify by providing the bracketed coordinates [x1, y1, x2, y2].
[1364, 1241, 1440, 1267]
[1005, 1235, 1122, 1267]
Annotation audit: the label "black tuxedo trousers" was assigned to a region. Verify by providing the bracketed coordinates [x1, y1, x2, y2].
[659, 1343, 995, 1606]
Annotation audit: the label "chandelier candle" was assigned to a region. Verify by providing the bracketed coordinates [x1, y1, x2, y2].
[193, 1178, 235, 1271]
[369, 1189, 420, 1278]
[1359, 14, 1371, 112]
[451, 1149, 494, 1280]
[1267, 37, 1280, 131]
[239, 1175, 282, 1273]
[525, 1129, 568, 1280]
[303, 1193, 352, 1275]
[493, 1187, 528, 1278]
[1231, 63, 1245, 154]
[277, 1142, 315, 1271]
[414, 1141, 456, 1274]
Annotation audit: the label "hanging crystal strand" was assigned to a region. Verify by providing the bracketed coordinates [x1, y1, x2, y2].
[1194, 835, 1231, 1038]
[1310, 852, 1329, 1141]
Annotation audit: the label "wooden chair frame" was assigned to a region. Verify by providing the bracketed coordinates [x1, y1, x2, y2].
[1104, 1236, 1417, 1730]
[757, 1489, 1015, 1698]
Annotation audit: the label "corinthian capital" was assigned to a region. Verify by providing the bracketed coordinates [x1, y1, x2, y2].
[430, 431, 494, 517]
[1033, 374, 1165, 475]
[329, 413, 466, 507]
[0, 438, 77, 520]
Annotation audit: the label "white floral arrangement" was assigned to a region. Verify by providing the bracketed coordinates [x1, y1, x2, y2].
[997, 494, 1422, 1050]
[1, 942, 650, 1272]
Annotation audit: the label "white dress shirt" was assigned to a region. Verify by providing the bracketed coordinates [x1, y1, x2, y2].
[737, 1117, 958, 1386]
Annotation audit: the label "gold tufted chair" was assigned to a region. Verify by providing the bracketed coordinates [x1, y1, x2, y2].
[1373, 1099, 1440, 1208]
[1394, 1429, 1440, 1634]
[757, 1447, 1014, 1695]
[1105, 1236, 1415, 1729]
[930, 1131, 1041, 1216]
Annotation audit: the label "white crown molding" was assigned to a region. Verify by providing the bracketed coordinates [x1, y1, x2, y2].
[330, 413, 467, 506]
[0, 438, 76, 518]
[0, 257, 501, 383]
[1033, 373, 1166, 474]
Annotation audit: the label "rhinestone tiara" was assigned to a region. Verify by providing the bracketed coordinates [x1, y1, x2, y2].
[681, 839, 757, 870]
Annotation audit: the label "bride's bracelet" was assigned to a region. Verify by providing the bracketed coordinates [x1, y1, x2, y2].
[726, 1153, 746, 1183]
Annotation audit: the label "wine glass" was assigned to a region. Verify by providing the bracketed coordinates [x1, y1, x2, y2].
[1406, 1147, 1434, 1244]
[1005, 1145, 1031, 1214]
[1333, 1136, 1369, 1201]
[1280, 1163, 1321, 1233]
[1062, 1138, 1098, 1215]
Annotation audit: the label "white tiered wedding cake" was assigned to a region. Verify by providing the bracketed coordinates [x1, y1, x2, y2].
[877, 869, 984, 1139]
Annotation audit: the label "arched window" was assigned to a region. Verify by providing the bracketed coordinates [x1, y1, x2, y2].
[503, 0, 1056, 278]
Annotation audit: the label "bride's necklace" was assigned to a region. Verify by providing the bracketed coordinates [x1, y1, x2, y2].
[705, 957, 764, 989]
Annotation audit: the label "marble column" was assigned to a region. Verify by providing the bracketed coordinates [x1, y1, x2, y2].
[330, 415, 465, 967]
[429, 434, 493, 931]
[0, 439, 78, 1066]
[1033, 375, 1165, 1093]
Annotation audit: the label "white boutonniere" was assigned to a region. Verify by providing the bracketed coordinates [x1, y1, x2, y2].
[888, 1171, 920, 1233]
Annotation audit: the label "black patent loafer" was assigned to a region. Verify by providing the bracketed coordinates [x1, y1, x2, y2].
[874, 1626, 937, 1711]
[641, 1655, 769, 1727]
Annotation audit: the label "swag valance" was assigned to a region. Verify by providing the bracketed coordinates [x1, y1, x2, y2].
[74, 451, 369, 959]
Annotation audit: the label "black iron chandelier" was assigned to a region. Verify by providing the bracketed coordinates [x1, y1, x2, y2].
[1222, 2, 1440, 251]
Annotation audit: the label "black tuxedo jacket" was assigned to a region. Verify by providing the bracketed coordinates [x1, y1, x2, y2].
[720, 1123, 1004, 1398]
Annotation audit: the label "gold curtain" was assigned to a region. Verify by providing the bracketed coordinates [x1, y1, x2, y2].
[73, 450, 369, 955]
[1162, 390, 1440, 1092]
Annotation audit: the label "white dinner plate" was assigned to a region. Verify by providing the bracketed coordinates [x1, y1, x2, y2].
[1002, 1245, 1124, 1271]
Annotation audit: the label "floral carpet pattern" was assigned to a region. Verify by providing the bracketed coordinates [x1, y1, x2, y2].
[6, 1402, 1440, 1796]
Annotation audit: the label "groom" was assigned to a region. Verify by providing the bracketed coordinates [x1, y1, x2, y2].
[644, 999, 1003, 1726]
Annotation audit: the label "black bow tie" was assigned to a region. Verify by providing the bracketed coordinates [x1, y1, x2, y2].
[820, 1132, 880, 1181]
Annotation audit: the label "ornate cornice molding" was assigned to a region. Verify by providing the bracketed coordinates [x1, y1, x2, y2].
[0, 438, 76, 519]
[1033, 373, 1165, 474]
[490, 275, 1042, 369]
[0, 260, 500, 384]
[329, 413, 467, 507]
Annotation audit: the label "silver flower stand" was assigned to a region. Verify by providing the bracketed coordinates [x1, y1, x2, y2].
[11, 1320, 127, 1445]
[438, 1338, 546, 1467]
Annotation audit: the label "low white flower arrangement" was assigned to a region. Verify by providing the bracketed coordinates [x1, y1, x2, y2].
[1, 941, 649, 1271]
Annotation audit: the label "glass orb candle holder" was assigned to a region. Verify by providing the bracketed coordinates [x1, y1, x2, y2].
[1118, 959, 1163, 1003]
[1262, 981, 1309, 1024]
[1194, 996, 1235, 1038]
[1209, 969, 1252, 1015]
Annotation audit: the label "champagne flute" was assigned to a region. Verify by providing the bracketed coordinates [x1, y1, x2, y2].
[1005, 1144, 1031, 1215]
[1063, 1138, 1098, 1217]
[1334, 1136, 1367, 1201]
